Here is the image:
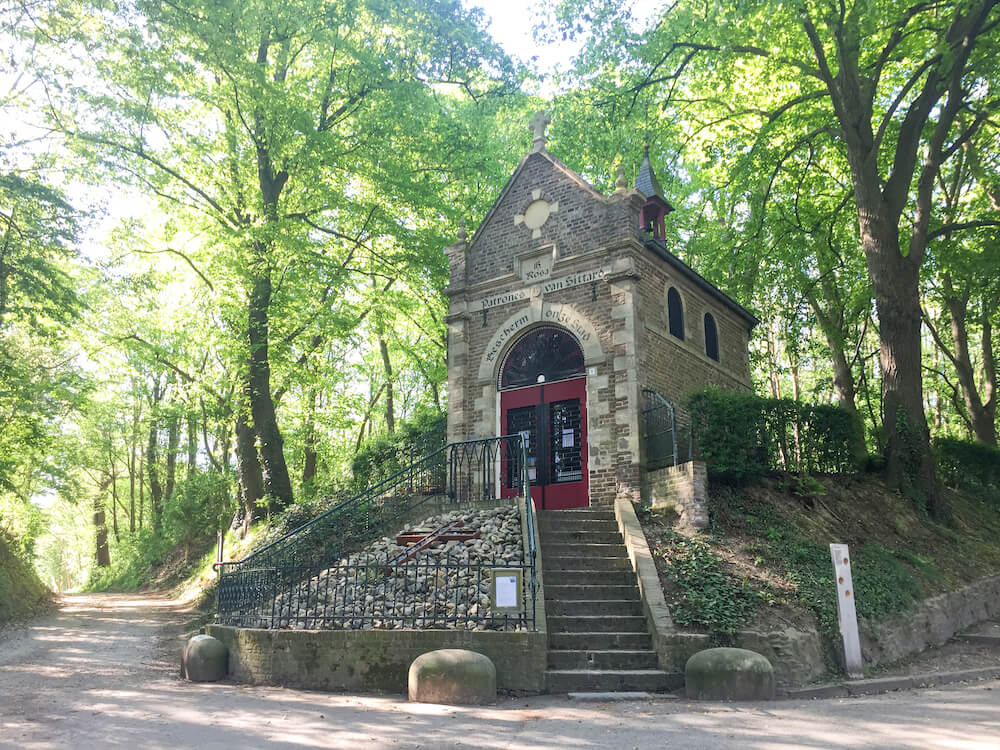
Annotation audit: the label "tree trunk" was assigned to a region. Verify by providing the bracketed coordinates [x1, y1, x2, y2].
[302, 387, 318, 489]
[247, 266, 294, 512]
[93, 494, 110, 567]
[164, 411, 179, 503]
[109, 451, 120, 545]
[128, 436, 137, 533]
[187, 413, 198, 479]
[138, 448, 145, 529]
[379, 335, 395, 434]
[147, 380, 164, 531]
[944, 291, 997, 445]
[861, 214, 945, 516]
[235, 410, 264, 533]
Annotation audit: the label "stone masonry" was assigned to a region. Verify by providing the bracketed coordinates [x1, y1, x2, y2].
[444, 115, 757, 506]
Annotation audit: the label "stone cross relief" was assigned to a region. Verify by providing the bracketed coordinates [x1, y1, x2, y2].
[530, 111, 550, 152]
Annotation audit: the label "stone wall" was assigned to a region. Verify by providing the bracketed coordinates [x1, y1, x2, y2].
[207, 625, 547, 694]
[644, 461, 709, 531]
[860, 574, 1000, 666]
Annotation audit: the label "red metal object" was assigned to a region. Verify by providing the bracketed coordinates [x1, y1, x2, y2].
[388, 520, 480, 569]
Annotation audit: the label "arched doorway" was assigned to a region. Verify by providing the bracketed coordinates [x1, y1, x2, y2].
[499, 326, 589, 509]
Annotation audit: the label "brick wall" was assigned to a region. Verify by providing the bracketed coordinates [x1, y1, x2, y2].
[644, 460, 709, 531]
[445, 145, 755, 507]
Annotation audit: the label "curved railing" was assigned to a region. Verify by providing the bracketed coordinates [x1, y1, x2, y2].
[215, 435, 533, 630]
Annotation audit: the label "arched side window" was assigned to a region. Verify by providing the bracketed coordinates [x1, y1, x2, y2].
[500, 326, 585, 389]
[667, 287, 685, 340]
[704, 312, 719, 361]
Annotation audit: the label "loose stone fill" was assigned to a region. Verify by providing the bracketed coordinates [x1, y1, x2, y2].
[272, 505, 526, 631]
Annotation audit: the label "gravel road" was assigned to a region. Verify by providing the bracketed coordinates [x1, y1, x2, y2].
[3, 593, 1000, 749]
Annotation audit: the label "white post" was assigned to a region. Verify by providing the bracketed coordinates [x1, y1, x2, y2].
[830, 543, 863, 679]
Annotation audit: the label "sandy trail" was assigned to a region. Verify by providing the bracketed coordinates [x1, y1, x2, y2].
[3, 593, 1000, 749]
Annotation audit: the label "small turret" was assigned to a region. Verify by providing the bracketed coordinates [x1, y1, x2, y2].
[635, 144, 673, 241]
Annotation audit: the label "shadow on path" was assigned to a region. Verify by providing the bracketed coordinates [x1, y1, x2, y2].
[2, 593, 1000, 749]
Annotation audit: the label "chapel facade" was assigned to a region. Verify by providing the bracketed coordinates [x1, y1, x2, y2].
[444, 114, 757, 510]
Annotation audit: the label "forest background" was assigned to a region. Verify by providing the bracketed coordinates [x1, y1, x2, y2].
[1, 0, 997, 593]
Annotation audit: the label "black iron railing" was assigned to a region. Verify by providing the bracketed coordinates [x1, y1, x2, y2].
[216, 435, 535, 631]
[641, 388, 679, 470]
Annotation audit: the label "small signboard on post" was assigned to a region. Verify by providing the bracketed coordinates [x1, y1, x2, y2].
[490, 568, 523, 615]
[830, 543, 863, 679]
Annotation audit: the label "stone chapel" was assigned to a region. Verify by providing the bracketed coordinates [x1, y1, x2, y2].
[444, 113, 757, 513]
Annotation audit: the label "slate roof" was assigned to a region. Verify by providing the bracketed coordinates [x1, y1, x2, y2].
[635, 146, 673, 211]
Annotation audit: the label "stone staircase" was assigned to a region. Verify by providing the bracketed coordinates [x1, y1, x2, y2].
[539, 508, 676, 693]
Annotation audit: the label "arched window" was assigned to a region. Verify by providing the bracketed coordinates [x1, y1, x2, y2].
[667, 287, 684, 340]
[704, 313, 719, 361]
[500, 326, 585, 389]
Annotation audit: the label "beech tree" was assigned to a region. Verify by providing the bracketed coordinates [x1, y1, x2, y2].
[39, 0, 516, 512]
[559, 0, 1000, 517]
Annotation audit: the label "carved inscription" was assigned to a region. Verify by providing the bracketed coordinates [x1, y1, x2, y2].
[471, 265, 610, 312]
[485, 313, 532, 363]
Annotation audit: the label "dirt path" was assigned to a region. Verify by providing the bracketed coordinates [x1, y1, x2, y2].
[0, 593, 193, 748]
[3, 593, 1000, 749]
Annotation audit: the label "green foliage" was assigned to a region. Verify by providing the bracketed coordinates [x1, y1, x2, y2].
[656, 529, 757, 640]
[162, 472, 234, 550]
[0, 530, 50, 623]
[934, 437, 1000, 503]
[687, 388, 864, 484]
[737, 503, 923, 642]
[351, 409, 446, 489]
[85, 528, 172, 592]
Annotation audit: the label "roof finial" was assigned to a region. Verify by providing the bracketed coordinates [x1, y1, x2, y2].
[614, 164, 628, 192]
[457, 218, 467, 242]
[529, 111, 551, 152]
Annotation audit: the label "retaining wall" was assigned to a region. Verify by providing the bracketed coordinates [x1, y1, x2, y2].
[207, 496, 547, 694]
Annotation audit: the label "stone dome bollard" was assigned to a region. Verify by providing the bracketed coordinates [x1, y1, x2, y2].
[182, 634, 228, 682]
[685, 647, 775, 701]
[408, 649, 496, 705]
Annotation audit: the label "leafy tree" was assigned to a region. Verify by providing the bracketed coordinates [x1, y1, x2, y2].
[557, 0, 1000, 518]
[38, 0, 519, 515]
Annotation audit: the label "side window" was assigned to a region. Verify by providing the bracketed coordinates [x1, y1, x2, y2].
[704, 313, 719, 361]
[667, 287, 684, 340]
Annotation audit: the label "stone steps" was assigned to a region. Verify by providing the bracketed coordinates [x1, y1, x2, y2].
[543, 542, 628, 558]
[547, 599, 643, 617]
[547, 649, 660, 670]
[542, 531, 623, 545]
[540, 507, 674, 694]
[543, 556, 633, 571]
[545, 570, 637, 586]
[545, 584, 639, 600]
[548, 631, 653, 651]
[545, 669, 677, 694]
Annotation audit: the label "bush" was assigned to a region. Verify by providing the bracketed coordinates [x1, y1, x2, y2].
[685, 388, 864, 484]
[934, 437, 1000, 499]
[351, 408, 446, 489]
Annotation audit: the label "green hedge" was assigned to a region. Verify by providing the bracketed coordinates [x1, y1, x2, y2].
[351, 409, 446, 489]
[934, 437, 1000, 497]
[686, 388, 863, 484]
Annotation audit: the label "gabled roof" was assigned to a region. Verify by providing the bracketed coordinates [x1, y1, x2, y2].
[467, 149, 608, 248]
[643, 237, 759, 330]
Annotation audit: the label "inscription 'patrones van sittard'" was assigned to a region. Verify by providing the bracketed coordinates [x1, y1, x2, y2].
[445, 112, 757, 510]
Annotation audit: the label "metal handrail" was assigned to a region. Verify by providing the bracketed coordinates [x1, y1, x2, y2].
[216, 434, 535, 630]
[641, 387, 679, 469]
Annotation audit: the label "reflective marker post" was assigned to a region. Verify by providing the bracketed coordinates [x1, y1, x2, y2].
[830, 543, 863, 679]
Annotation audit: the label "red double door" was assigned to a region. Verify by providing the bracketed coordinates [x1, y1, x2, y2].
[500, 377, 589, 510]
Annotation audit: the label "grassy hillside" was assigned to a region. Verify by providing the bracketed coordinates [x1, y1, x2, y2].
[643, 475, 1000, 646]
[0, 533, 50, 623]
